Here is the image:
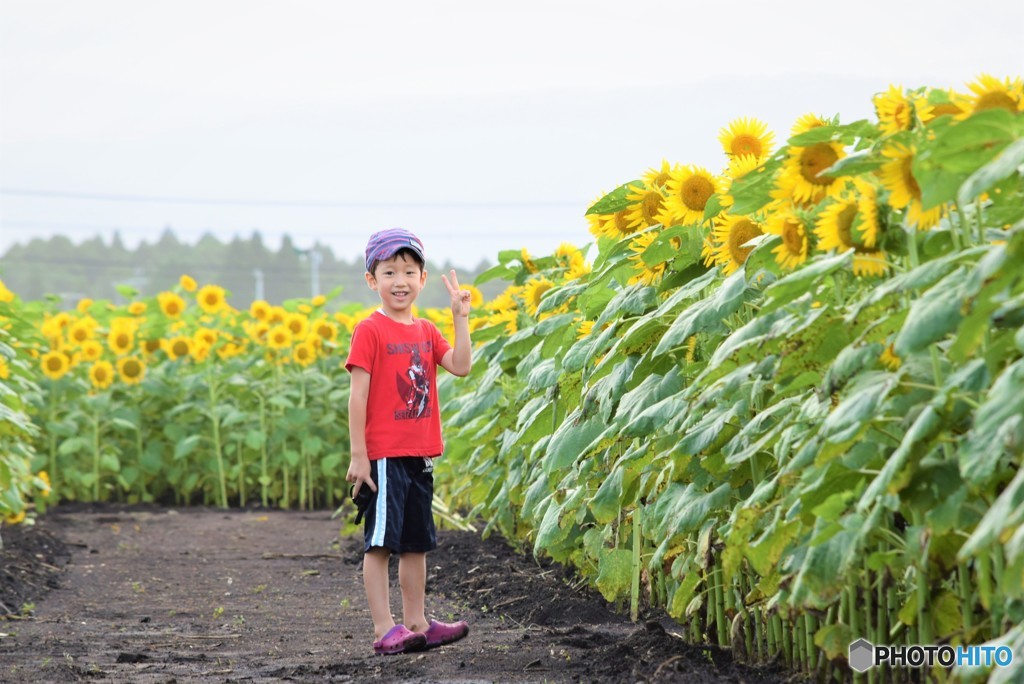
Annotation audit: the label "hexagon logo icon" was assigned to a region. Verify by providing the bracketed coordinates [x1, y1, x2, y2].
[849, 638, 874, 673]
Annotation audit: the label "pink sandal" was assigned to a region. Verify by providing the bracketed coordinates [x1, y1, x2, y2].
[422, 619, 469, 648]
[373, 624, 427, 655]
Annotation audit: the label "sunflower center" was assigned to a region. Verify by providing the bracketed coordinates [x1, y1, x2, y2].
[73, 328, 88, 342]
[642, 192, 665, 222]
[95, 367, 109, 381]
[531, 283, 553, 306]
[727, 219, 763, 265]
[612, 210, 633, 236]
[731, 134, 763, 157]
[781, 219, 805, 255]
[681, 176, 715, 211]
[115, 333, 130, 348]
[205, 293, 219, 306]
[172, 340, 189, 356]
[836, 203, 858, 248]
[799, 144, 839, 185]
[900, 157, 922, 200]
[46, 356, 63, 372]
[930, 102, 963, 118]
[975, 91, 1017, 113]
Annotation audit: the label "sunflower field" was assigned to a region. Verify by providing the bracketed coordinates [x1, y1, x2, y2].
[1, 73, 1023, 680]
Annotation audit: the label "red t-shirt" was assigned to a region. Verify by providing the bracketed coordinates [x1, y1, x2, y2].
[344, 311, 452, 460]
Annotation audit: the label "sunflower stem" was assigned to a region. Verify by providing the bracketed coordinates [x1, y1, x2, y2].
[207, 368, 228, 509]
[258, 392, 269, 508]
[956, 203, 974, 249]
[48, 383, 59, 501]
[905, 223, 921, 270]
[92, 401, 101, 501]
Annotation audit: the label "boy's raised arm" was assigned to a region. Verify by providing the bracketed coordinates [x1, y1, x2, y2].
[440, 270, 473, 377]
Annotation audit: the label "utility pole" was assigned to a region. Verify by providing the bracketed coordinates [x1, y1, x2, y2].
[253, 268, 264, 301]
[294, 246, 323, 299]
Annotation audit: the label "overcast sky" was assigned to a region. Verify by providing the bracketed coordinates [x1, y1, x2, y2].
[2, 0, 1022, 270]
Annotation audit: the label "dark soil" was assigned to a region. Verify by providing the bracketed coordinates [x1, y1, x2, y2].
[0, 504, 797, 683]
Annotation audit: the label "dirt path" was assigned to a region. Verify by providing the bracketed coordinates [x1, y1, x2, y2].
[1, 505, 793, 683]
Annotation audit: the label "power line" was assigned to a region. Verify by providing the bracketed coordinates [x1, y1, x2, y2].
[0, 187, 581, 209]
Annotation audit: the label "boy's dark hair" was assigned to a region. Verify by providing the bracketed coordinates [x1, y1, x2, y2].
[370, 247, 425, 276]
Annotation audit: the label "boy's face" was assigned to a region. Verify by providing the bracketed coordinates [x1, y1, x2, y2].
[366, 253, 426, 316]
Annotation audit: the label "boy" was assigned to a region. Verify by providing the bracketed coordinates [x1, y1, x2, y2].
[344, 228, 473, 655]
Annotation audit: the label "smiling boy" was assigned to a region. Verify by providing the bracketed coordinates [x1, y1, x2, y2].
[344, 228, 472, 655]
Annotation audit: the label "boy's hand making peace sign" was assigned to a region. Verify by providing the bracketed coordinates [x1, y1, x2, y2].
[441, 270, 472, 318]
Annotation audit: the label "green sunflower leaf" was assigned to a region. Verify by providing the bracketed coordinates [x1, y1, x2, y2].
[586, 180, 642, 216]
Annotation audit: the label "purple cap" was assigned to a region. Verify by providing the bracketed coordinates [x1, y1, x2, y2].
[364, 228, 426, 273]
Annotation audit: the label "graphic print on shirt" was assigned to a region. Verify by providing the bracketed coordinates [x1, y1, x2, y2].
[391, 341, 433, 421]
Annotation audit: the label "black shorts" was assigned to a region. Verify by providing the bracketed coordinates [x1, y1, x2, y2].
[364, 457, 437, 554]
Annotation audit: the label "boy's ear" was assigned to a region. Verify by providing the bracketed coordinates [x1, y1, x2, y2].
[364, 271, 377, 290]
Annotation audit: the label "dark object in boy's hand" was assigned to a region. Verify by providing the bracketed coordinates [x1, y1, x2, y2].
[350, 485, 373, 524]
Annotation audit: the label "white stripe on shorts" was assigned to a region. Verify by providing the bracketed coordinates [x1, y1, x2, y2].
[370, 458, 388, 547]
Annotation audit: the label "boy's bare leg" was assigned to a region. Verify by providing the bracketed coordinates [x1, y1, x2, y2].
[399, 552, 429, 633]
[363, 548, 395, 638]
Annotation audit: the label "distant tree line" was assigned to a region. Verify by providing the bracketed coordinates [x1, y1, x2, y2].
[0, 229, 500, 310]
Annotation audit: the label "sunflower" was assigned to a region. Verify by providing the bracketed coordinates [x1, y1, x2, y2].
[665, 165, 725, 225]
[180, 275, 197, 292]
[313, 318, 339, 343]
[0, 356, 9, 380]
[718, 117, 775, 159]
[267, 324, 293, 350]
[520, 248, 538, 274]
[961, 73, 1024, 117]
[79, 340, 103, 362]
[75, 297, 92, 313]
[5, 510, 25, 525]
[710, 215, 764, 275]
[163, 336, 193, 361]
[128, 301, 147, 316]
[0, 280, 13, 303]
[143, 338, 162, 355]
[523, 277, 555, 317]
[116, 357, 145, 385]
[107, 326, 135, 356]
[555, 242, 581, 263]
[873, 85, 934, 136]
[311, 294, 326, 308]
[625, 182, 669, 230]
[462, 284, 485, 309]
[576, 319, 595, 340]
[764, 210, 809, 270]
[879, 143, 943, 230]
[852, 178, 882, 248]
[586, 193, 607, 240]
[489, 309, 518, 334]
[642, 160, 676, 189]
[486, 286, 521, 314]
[89, 360, 115, 390]
[268, 306, 287, 325]
[815, 197, 889, 277]
[217, 342, 247, 360]
[627, 231, 670, 286]
[250, 300, 271, 321]
[197, 284, 228, 314]
[194, 327, 218, 348]
[791, 113, 830, 136]
[775, 140, 847, 205]
[293, 342, 317, 367]
[566, 252, 592, 281]
[922, 89, 966, 122]
[285, 312, 309, 339]
[725, 154, 763, 185]
[599, 209, 638, 240]
[879, 343, 902, 371]
[190, 342, 212, 363]
[68, 318, 96, 345]
[158, 292, 186, 318]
